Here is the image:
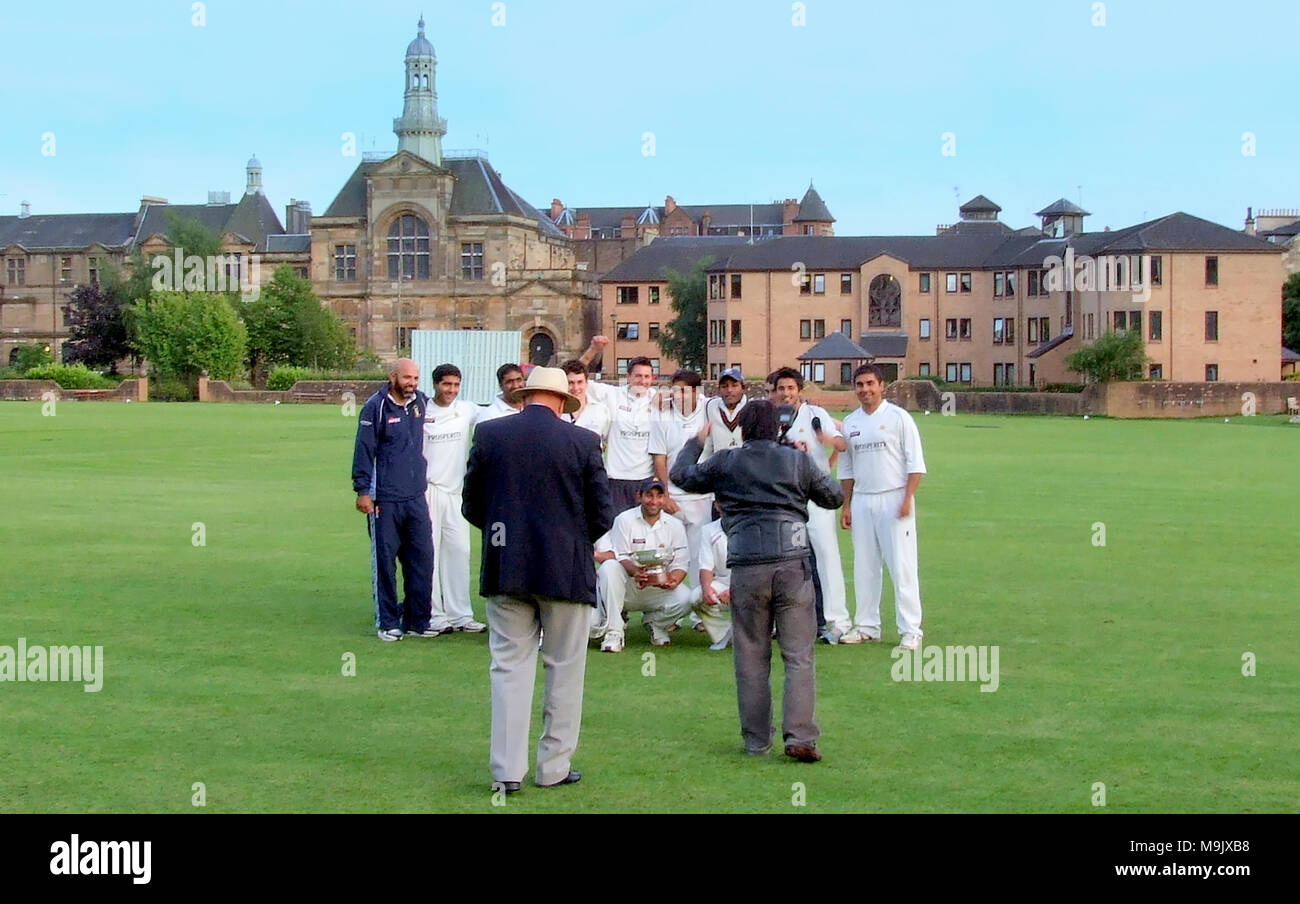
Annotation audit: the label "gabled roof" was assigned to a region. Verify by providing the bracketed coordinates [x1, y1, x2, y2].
[793, 185, 834, 223]
[959, 194, 1002, 214]
[322, 160, 379, 218]
[550, 202, 787, 231]
[1261, 218, 1300, 239]
[599, 236, 753, 282]
[858, 333, 909, 358]
[0, 212, 137, 251]
[798, 331, 870, 360]
[1036, 198, 1090, 217]
[1068, 212, 1281, 254]
[266, 234, 310, 253]
[132, 194, 286, 251]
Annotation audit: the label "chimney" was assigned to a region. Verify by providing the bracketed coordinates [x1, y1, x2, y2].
[700, 211, 712, 234]
[286, 199, 312, 234]
[550, 199, 565, 220]
[576, 211, 591, 239]
[207, 191, 231, 206]
[783, 198, 798, 227]
[1244, 206, 1256, 236]
[664, 195, 676, 215]
[621, 213, 636, 234]
[19, 201, 30, 219]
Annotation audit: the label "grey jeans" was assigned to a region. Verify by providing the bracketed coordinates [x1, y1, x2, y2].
[729, 557, 820, 753]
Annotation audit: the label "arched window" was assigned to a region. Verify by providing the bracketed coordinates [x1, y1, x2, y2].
[7, 348, 18, 367]
[868, 274, 901, 327]
[387, 215, 431, 280]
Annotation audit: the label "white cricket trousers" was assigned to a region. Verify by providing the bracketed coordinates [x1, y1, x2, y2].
[426, 484, 473, 628]
[850, 488, 923, 639]
[809, 502, 850, 633]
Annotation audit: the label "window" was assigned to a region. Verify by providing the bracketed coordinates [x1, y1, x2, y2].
[88, 257, 99, 284]
[709, 320, 722, 345]
[919, 273, 931, 293]
[731, 274, 742, 299]
[294, 267, 309, 279]
[1149, 364, 1162, 380]
[617, 286, 639, 304]
[1129, 310, 1141, 336]
[946, 363, 958, 382]
[1205, 311, 1218, 341]
[1005, 363, 1015, 385]
[617, 322, 639, 341]
[800, 319, 811, 340]
[1085, 312, 1094, 340]
[960, 363, 972, 384]
[731, 320, 742, 344]
[1149, 310, 1162, 341]
[224, 253, 241, 286]
[841, 273, 853, 294]
[395, 326, 412, 350]
[945, 318, 957, 340]
[1205, 364, 1219, 382]
[960, 273, 972, 293]
[868, 274, 902, 327]
[649, 287, 660, 305]
[992, 317, 1014, 345]
[1039, 317, 1050, 342]
[804, 225, 815, 235]
[813, 363, 825, 382]
[993, 318, 1005, 344]
[1150, 256, 1162, 287]
[648, 322, 660, 340]
[650, 359, 661, 375]
[1027, 268, 1051, 296]
[1005, 271, 1016, 297]
[994, 272, 1004, 296]
[616, 358, 630, 375]
[60, 256, 73, 284]
[708, 274, 724, 300]
[840, 362, 852, 384]
[799, 273, 811, 295]
[919, 318, 931, 340]
[1205, 256, 1218, 287]
[813, 319, 825, 339]
[1114, 311, 1127, 331]
[840, 319, 852, 336]
[919, 363, 931, 377]
[709, 363, 720, 380]
[945, 273, 958, 293]
[460, 243, 484, 280]
[334, 245, 356, 281]
[1028, 319, 1038, 343]
[959, 318, 971, 340]
[994, 363, 1004, 386]
[731, 363, 741, 373]
[387, 214, 431, 280]
[6, 257, 25, 286]
[813, 274, 826, 295]
[1113, 258, 1125, 289]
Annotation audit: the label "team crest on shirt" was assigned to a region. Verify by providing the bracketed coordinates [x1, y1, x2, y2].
[387, 417, 401, 424]
[849, 430, 860, 438]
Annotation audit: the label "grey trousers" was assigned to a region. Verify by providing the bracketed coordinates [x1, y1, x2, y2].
[729, 557, 820, 753]
[487, 595, 590, 786]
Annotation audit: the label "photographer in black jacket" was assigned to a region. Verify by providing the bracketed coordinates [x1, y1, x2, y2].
[670, 400, 844, 762]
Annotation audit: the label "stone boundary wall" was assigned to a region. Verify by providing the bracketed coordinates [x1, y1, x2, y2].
[197, 376, 387, 404]
[1094, 381, 1298, 418]
[0, 379, 147, 402]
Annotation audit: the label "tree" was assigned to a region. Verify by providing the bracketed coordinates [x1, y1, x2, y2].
[1283, 272, 1300, 352]
[240, 266, 355, 383]
[657, 258, 711, 370]
[132, 290, 247, 381]
[1065, 328, 1147, 382]
[9, 343, 54, 372]
[164, 212, 224, 263]
[61, 278, 134, 371]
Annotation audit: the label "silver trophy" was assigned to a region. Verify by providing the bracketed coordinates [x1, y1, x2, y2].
[634, 548, 670, 581]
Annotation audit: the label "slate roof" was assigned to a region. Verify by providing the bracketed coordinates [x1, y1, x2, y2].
[133, 193, 286, 251]
[1260, 218, 1300, 239]
[959, 194, 1002, 214]
[793, 185, 835, 223]
[0, 212, 137, 250]
[798, 331, 871, 360]
[1283, 347, 1300, 363]
[266, 234, 311, 253]
[1026, 329, 1074, 359]
[1036, 198, 1090, 217]
[599, 236, 753, 282]
[323, 155, 565, 238]
[858, 333, 909, 358]
[552, 202, 787, 231]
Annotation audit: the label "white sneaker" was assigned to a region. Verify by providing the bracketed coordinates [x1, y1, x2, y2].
[819, 627, 843, 645]
[898, 633, 922, 651]
[646, 622, 672, 646]
[455, 620, 487, 633]
[600, 635, 624, 653]
[708, 627, 733, 651]
[377, 628, 403, 642]
[840, 629, 880, 645]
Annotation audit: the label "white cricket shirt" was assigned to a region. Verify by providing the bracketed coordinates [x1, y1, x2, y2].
[786, 401, 841, 475]
[705, 395, 748, 452]
[594, 382, 658, 481]
[647, 398, 711, 499]
[838, 400, 927, 493]
[697, 518, 731, 585]
[423, 398, 480, 492]
[600, 507, 689, 572]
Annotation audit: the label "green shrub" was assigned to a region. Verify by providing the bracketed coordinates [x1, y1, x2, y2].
[23, 363, 121, 390]
[11, 343, 55, 372]
[151, 377, 196, 402]
[266, 367, 389, 391]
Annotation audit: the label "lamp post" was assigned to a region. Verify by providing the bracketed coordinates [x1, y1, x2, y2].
[392, 273, 412, 354]
[608, 312, 617, 377]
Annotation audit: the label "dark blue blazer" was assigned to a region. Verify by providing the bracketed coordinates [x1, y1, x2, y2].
[462, 404, 614, 605]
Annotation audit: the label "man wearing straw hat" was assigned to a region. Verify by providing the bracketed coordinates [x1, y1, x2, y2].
[463, 366, 614, 793]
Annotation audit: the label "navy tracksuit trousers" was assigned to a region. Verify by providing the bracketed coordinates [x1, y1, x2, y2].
[370, 495, 435, 632]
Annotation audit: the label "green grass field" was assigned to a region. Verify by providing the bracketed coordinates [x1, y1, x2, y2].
[1, 401, 1296, 813]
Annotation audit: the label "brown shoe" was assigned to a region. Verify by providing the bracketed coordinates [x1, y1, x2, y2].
[784, 744, 822, 763]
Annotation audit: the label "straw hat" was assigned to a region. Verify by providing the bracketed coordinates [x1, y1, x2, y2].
[508, 366, 581, 414]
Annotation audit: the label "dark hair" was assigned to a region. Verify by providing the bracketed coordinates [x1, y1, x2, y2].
[432, 363, 461, 383]
[773, 366, 803, 390]
[853, 363, 886, 383]
[765, 370, 781, 389]
[496, 363, 523, 387]
[738, 399, 781, 442]
[560, 359, 588, 376]
[627, 356, 654, 373]
[670, 368, 701, 387]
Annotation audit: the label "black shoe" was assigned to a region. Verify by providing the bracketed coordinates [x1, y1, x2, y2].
[492, 780, 521, 794]
[539, 770, 581, 788]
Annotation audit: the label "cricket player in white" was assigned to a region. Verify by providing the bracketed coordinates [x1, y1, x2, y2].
[561, 359, 612, 445]
[837, 363, 925, 650]
[595, 356, 659, 514]
[592, 479, 693, 652]
[477, 363, 526, 423]
[705, 367, 749, 451]
[648, 370, 714, 585]
[423, 364, 486, 633]
[773, 367, 851, 642]
[692, 515, 734, 650]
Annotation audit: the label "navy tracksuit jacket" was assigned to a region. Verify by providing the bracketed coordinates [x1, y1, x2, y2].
[352, 389, 434, 632]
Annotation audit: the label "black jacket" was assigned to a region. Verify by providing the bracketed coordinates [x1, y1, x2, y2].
[462, 404, 614, 605]
[351, 389, 430, 503]
[671, 436, 843, 567]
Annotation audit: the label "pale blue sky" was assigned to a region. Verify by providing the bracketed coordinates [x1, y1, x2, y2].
[3, 0, 1296, 235]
